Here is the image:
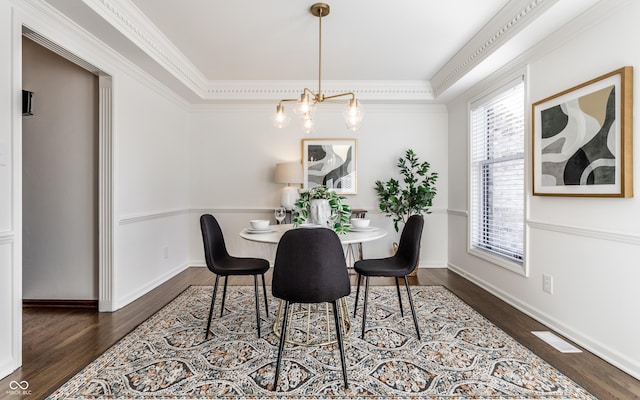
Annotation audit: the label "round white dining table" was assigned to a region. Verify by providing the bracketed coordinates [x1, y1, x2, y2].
[239, 223, 387, 245]
[239, 223, 387, 346]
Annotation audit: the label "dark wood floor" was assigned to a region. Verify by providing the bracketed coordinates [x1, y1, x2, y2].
[1, 268, 639, 400]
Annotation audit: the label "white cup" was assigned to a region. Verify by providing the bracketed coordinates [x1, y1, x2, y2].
[351, 218, 370, 228]
[250, 219, 270, 230]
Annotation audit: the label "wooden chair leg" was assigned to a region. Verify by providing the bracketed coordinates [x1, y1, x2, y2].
[273, 301, 290, 391]
[353, 273, 361, 317]
[219, 276, 229, 317]
[333, 300, 348, 389]
[254, 275, 261, 338]
[361, 276, 370, 339]
[261, 274, 269, 316]
[205, 275, 220, 340]
[395, 277, 404, 317]
[403, 276, 421, 340]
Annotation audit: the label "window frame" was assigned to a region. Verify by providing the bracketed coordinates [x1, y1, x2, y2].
[467, 73, 529, 276]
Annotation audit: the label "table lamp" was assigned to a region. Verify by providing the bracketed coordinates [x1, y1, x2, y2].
[274, 162, 303, 210]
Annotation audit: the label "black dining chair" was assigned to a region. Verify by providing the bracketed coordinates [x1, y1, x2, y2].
[271, 228, 350, 390]
[353, 214, 424, 340]
[200, 214, 270, 339]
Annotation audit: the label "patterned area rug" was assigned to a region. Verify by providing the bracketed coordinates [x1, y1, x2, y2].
[47, 286, 596, 399]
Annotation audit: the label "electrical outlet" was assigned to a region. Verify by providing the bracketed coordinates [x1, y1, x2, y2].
[542, 274, 553, 294]
[163, 246, 169, 259]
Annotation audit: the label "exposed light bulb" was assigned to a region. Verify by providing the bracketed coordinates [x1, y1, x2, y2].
[294, 93, 313, 116]
[303, 115, 314, 134]
[272, 104, 291, 128]
[343, 99, 364, 131]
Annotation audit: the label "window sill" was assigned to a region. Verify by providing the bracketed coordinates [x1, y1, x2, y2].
[468, 247, 527, 276]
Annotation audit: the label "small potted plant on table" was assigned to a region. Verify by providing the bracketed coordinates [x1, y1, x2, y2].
[292, 185, 351, 234]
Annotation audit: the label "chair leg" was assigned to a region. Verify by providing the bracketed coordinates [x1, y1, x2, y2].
[395, 277, 404, 317]
[333, 300, 348, 389]
[403, 276, 421, 340]
[273, 301, 290, 391]
[254, 275, 261, 338]
[261, 273, 269, 316]
[220, 276, 229, 317]
[361, 276, 370, 339]
[353, 273, 361, 317]
[205, 275, 220, 340]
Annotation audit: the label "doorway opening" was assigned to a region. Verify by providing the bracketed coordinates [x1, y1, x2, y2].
[21, 27, 114, 311]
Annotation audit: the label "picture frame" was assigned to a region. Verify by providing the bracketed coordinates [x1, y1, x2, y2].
[532, 66, 633, 197]
[302, 138, 357, 194]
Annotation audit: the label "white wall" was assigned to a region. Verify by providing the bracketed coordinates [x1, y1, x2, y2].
[1, 0, 193, 377]
[112, 71, 191, 310]
[0, 0, 20, 379]
[447, 1, 640, 379]
[22, 37, 98, 300]
[188, 103, 449, 267]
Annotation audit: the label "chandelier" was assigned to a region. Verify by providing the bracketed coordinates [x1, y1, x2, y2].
[272, 3, 364, 133]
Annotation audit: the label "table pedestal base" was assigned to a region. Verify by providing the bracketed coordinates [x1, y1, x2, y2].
[272, 297, 352, 346]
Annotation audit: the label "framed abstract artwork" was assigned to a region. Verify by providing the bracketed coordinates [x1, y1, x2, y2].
[302, 139, 357, 194]
[532, 66, 633, 197]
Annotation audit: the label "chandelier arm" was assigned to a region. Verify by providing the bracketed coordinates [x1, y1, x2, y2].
[301, 87, 323, 103]
[279, 98, 301, 104]
[273, 3, 362, 132]
[322, 92, 356, 101]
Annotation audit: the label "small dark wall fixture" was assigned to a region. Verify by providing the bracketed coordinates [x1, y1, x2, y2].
[22, 90, 33, 116]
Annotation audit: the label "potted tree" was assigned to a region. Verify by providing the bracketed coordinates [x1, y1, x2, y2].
[292, 185, 351, 234]
[375, 149, 438, 274]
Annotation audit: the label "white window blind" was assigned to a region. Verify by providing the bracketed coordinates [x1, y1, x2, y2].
[470, 78, 525, 264]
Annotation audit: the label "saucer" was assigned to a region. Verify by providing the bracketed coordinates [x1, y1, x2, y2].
[244, 227, 276, 234]
[349, 226, 378, 232]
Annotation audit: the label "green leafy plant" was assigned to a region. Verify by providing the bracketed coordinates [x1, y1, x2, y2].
[292, 186, 351, 234]
[375, 149, 438, 232]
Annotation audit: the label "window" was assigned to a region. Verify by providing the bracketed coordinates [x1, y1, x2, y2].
[470, 78, 525, 267]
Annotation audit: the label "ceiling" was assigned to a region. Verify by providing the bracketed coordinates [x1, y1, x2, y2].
[127, 0, 509, 81]
[40, 0, 602, 103]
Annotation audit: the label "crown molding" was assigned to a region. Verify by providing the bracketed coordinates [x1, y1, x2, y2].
[82, 0, 209, 97]
[204, 80, 434, 102]
[431, 0, 558, 97]
[65, 0, 570, 103]
[189, 102, 447, 115]
[15, 0, 191, 110]
[78, 0, 435, 103]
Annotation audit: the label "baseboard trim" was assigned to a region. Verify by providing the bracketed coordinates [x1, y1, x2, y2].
[447, 262, 640, 380]
[23, 299, 98, 309]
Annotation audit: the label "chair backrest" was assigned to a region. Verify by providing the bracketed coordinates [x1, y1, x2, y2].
[200, 214, 230, 273]
[272, 228, 350, 304]
[395, 215, 424, 270]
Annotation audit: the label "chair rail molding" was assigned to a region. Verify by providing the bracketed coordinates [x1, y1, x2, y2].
[190, 207, 449, 216]
[444, 210, 639, 245]
[0, 231, 14, 244]
[447, 208, 469, 218]
[527, 220, 640, 246]
[119, 208, 190, 225]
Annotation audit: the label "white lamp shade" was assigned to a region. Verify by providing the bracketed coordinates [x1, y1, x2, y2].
[274, 162, 303, 184]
